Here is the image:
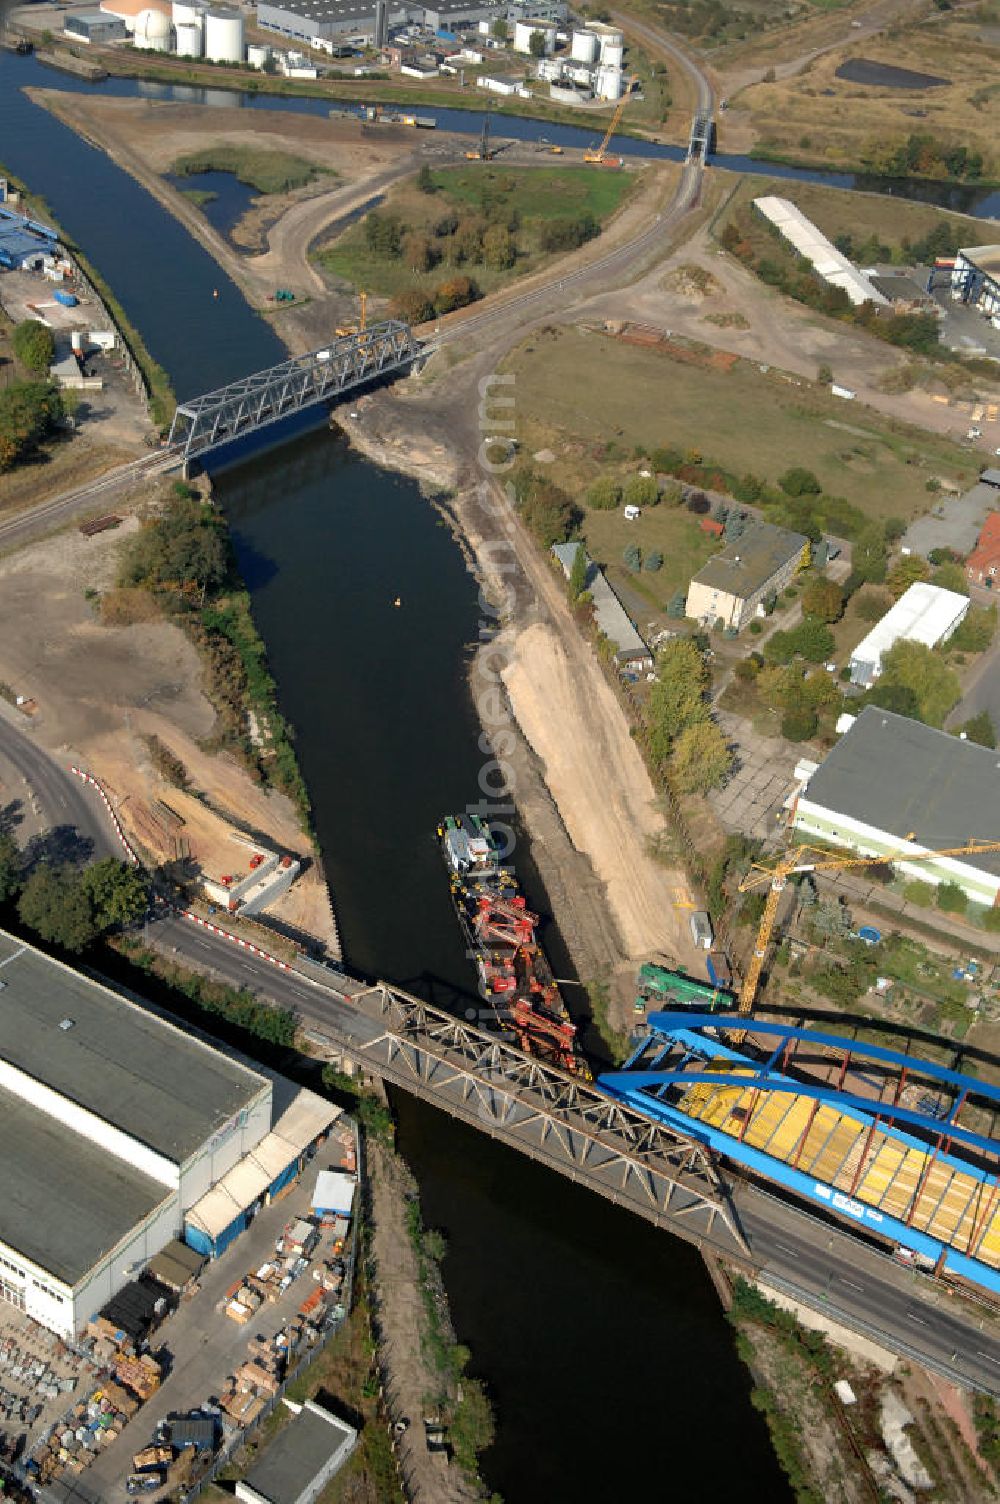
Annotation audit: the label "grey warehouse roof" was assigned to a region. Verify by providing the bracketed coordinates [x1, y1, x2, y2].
[261, 0, 400, 18]
[690, 521, 807, 599]
[1, 1084, 169, 1287]
[240, 1403, 355, 1504]
[0, 930, 266, 1163]
[961, 245, 1000, 280]
[803, 706, 1000, 877]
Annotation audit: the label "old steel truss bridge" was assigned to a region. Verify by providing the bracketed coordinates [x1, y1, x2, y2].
[307, 983, 748, 1258]
[167, 321, 421, 463]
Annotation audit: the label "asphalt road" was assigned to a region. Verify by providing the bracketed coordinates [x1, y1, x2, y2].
[0, 707, 115, 865]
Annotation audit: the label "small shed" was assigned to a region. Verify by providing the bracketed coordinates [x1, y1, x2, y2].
[982, 468, 1000, 490]
[311, 1170, 356, 1218]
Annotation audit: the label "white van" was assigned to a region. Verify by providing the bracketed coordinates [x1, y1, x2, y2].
[623, 505, 641, 521]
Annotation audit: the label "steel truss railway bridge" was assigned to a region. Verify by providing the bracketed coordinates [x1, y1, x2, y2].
[687, 111, 714, 165]
[167, 320, 421, 465]
[306, 982, 749, 1259]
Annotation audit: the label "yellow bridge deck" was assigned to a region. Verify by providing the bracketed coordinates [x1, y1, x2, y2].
[679, 1073, 1000, 1268]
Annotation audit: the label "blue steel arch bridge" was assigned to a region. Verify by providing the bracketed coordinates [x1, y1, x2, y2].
[598, 1014, 1000, 1294]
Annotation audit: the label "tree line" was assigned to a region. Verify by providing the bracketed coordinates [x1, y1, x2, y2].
[0, 839, 149, 953]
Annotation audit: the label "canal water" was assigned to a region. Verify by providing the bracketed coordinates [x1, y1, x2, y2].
[0, 51, 796, 1497]
[4, 49, 1000, 219]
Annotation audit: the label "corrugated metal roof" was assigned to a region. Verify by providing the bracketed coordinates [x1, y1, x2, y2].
[551, 544, 651, 661]
[960, 245, 1000, 281]
[799, 706, 1000, 878]
[754, 195, 889, 307]
[850, 581, 969, 676]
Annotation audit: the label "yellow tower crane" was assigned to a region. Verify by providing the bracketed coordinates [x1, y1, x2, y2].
[335, 289, 367, 339]
[735, 837, 1000, 1023]
[584, 95, 628, 167]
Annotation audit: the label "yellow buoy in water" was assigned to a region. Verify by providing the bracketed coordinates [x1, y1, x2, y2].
[212, 289, 219, 299]
[392, 597, 402, 608]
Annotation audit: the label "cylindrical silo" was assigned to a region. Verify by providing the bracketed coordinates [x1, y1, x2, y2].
[601, 40, 624, 69]
[172, 0, 203, 27]
[594, 65, 623, 101]
[175, 20, 202, 54]
[570, 29, 598, 63]
[246, 41, 271, 68]
[204, 6, 244, 63]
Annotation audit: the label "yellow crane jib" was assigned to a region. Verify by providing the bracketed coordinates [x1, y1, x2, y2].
[584, 96, 627, 166]
[735, 836, 1000, 1023]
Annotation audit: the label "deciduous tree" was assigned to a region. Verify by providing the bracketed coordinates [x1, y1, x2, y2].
[671, 720, 733, 792]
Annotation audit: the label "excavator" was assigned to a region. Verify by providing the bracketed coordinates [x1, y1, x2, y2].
[465, 112, 498, 162]
[335, 289, 367, 338]
[584, 95, 627, 168]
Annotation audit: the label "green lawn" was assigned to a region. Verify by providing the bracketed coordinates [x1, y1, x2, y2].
[171, 146, 333, 194]
[315, 163, 637, 301]
[583, 505, 717, 608]
[503, 326, 977, 523]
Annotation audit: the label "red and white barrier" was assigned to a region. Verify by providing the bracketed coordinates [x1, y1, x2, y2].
[180, 907, 291, 971]
[69, 765, 141, 866]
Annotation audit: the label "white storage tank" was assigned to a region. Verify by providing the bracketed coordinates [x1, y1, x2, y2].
[513, 17, 554, 53]
[594, 64, 623, 101]
[601, 40, 624, 69]
[171, 0, 202, 26]
[204, 5, 243, 62]
[134, 6, 172, 50]
[175, 19, 202, 54]
[246, 41, 270, 68]
[570, 28, 598, 63]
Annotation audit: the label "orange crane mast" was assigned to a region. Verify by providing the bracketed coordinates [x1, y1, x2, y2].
[735, 837, 1000, 1024]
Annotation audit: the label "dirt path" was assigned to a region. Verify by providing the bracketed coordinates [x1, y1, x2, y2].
[29, 91, 431, 312]
[368, 1143, 481, 1504]
[574, 222, 1000, 445]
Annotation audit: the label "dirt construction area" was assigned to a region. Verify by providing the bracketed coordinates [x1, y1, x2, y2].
[30, 91, 445, 343]
[0, 499, 335, 947]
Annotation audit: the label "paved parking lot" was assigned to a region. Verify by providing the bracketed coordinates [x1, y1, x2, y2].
[709, 713, 800, 841]
[48, 1168, 351, 1504]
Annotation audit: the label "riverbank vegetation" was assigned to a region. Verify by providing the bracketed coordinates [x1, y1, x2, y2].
[730, 12, 998, 184]
[172, 146, 334, 195]
[117, 483, 313, 831]
[0, 160, 176, 427]
[316, 164, 636, 315]
[0, 842, 149, 954]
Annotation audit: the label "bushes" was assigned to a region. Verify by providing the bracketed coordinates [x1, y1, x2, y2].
[624, 473, 659, 509]
[433, 274, 479, 315]
[781, 704, 817, 742]
[0, 380, 64, 472]
[389, 289, 435, 324]
[937, 881, 967, 914]
[515, 471, 580, 547]
[623, 544, 642, 571]
[12, 319, 55, 374]
[587, 474, 621, 510]
[644, 550, 663, 572]
[538, 212, 599, 252]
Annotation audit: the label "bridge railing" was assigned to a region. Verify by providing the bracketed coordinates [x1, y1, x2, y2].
[168, 321, 420, 461]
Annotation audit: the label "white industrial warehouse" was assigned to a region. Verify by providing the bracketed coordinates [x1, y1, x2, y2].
[848, 580, 969, 687]
[0, 929, 339, 1340]
[792, 707, 1000, 908]
[951, 246, 1000, 328]
[753, 196, 888, 308]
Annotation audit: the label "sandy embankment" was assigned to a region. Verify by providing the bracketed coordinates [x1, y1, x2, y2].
[0, 502, 338, 951]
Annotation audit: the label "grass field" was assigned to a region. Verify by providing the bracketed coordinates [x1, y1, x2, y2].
[505, 326, 977, 522]
[583, 504, 718, 609]
[316, 163, 638, 300]
[171, 146, 333, 194]
[733, 13, 1000, 178]
[722, 172, 993, 259]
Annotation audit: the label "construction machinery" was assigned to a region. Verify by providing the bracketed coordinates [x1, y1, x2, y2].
[335, 289, 367, 338]
[465, 112, 498, 161]
[735, 837, 1000, 1026]
[584, 95, 627, 167]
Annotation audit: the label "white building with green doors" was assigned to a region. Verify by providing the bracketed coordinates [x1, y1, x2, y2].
[792, 707, 1000, 909]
